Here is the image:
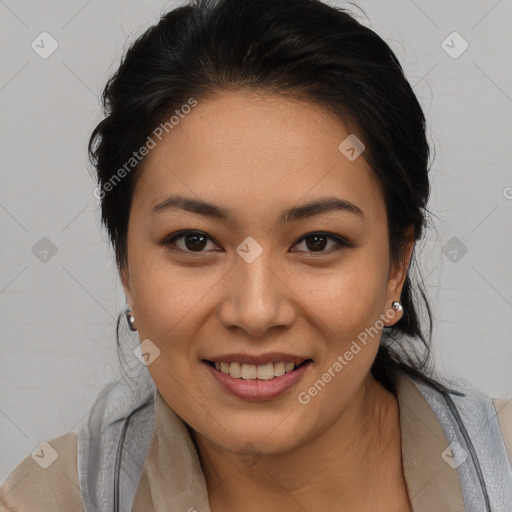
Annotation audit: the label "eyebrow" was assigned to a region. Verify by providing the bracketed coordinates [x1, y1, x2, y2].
[150, 195, 364, 224]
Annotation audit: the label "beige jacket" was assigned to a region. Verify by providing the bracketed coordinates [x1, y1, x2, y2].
[1, 372, 511, 511]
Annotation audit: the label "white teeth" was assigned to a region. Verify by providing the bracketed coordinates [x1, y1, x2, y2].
[229, 362, 242, 379]
[241, 363, 257, 379]
[212, 361, 301, 380]
[274, 362, 286, 377]
[257, 363, 275, 380]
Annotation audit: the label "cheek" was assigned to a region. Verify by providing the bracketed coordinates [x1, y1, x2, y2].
[293, 273, 386, 429]
[129, 253, 215, 339]
[129, 260, 216, 424]
[293, 257, 389, 410]
[297, 257, 388, 337]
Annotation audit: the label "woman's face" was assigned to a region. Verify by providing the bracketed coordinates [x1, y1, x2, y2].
[122, 90, 412, 455]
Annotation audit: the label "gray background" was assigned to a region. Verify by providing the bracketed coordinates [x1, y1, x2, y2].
[1, 0, 511, 480]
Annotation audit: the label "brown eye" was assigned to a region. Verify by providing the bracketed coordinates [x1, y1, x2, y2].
[182, 233, 208, 251]
[163, 231, 218, 253]
[291, 232, 349, 254]
[303, 234, 328, 252]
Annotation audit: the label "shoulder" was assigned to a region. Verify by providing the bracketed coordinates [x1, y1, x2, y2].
[0, 432, 83, 512]
[493, 397, 512, 467]
[398, 371, 512, 468]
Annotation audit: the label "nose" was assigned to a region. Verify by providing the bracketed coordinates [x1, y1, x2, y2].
[216, 251, 296, 337]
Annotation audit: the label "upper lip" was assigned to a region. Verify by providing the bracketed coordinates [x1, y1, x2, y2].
[203, 352, 311, 366]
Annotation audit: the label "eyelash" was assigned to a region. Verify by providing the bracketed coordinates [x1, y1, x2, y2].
[160, 230, 354, 256]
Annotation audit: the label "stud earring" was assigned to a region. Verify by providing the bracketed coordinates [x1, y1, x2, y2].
[391, 300, 403, 312]
[126, 307, 137, 331]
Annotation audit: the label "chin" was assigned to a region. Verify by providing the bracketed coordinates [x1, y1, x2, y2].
[193, 408, 314, 456]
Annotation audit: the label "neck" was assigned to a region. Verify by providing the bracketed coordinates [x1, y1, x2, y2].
[192, 373, 411, 512]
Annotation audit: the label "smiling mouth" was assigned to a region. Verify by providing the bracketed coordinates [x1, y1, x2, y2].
[203, 359, 312, 380]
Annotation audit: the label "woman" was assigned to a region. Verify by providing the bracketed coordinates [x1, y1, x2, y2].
[1, 0, 511, 510]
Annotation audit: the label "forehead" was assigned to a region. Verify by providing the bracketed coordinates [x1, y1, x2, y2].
[132, 91, 386, 226]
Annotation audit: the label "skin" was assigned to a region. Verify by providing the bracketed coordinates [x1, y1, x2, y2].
[121, 90, 414, 511]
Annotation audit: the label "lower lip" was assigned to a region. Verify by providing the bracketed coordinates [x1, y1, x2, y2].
[203, 361, 312, 400]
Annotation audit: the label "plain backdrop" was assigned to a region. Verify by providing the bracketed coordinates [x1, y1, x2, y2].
[1, 0, 511, 481]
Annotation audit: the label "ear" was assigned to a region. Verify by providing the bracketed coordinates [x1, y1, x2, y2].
[119, 265, 134, 308]
[384, 225, 415, 324]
